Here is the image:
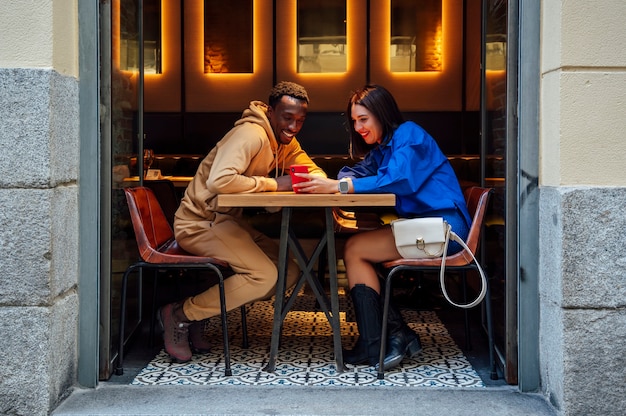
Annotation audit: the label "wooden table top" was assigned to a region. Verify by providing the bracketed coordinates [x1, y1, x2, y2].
[217, 192, 396, 208]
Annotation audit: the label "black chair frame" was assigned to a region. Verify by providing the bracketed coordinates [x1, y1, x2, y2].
[116, 261, 249, 377]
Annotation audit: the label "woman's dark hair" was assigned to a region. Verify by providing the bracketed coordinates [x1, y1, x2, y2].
[345, 85, 405, 158]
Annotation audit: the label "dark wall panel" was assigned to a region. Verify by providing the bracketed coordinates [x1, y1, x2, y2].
[143, 111, 480, 156]
[143, 113, 183, 153]
[183, 112, 240, 154]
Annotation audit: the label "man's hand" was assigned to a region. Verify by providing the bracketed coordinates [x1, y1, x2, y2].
[275, 175, 293, 191]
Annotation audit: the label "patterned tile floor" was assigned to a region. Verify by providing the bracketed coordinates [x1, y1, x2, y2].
[132, 289, 484, 388]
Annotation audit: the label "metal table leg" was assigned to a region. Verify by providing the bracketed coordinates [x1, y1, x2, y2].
[262, 207, 291, 372]
[325, 207, 346, 372]
[263, 206, 346, 373]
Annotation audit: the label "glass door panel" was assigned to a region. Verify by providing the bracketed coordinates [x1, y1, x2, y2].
[481, 0, 515, 383]
[100, 0, 148, 380]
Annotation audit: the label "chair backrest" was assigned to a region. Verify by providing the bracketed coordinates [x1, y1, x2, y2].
[460, 187, 492, 257]
[143, 179, 180, 226]
[124, 187, 175, 261]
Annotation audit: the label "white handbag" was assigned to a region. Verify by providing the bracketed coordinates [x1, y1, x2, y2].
[390, 217, 487, 309]
[391, 217, 449, 259]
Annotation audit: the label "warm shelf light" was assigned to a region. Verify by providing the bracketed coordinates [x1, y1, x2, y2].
[275, 0, 367, 111]
[370, 0, 463, 111]
[389, 0, 443, 73]
[185, 0, 273, 111]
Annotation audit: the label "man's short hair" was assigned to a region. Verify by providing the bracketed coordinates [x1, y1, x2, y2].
[268, 81, 309, 107]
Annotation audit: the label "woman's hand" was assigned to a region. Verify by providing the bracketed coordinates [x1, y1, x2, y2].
[292, 173, 346, 194]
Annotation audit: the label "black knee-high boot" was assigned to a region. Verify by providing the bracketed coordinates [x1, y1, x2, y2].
[376, 299, 422, 371]
[343, 284, 382, 366]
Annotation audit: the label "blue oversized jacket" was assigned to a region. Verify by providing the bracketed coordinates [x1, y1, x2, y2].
[338, 121, 471, 230]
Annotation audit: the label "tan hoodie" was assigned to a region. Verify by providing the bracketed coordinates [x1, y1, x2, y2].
[175, 100, 326, 221]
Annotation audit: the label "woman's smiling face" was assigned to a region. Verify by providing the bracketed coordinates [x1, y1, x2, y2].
[351, 103, 383, 145]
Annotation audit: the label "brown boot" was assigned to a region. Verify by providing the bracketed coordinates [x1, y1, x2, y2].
[189, 319, 211, 354]
[158, 302, 192, 363]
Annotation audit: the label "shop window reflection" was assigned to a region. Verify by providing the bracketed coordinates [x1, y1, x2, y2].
[486, 34, 507, 71]
[204, 0, 253, 73]
[119, 0, 162, 74]
[297, 0, 347, 73]
[390, 0, 441, 72]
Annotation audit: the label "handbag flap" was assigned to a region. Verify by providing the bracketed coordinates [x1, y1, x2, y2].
[391, 217, 447, 246]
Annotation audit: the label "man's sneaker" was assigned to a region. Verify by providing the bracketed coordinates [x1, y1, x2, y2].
[158, 302, 192, 363]
[189, 319, 212, 354]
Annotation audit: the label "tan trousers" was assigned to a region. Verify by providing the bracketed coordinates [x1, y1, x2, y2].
[174, 212, 300, 321]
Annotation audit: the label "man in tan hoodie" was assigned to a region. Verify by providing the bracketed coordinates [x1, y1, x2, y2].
[158, 82, 327, 362]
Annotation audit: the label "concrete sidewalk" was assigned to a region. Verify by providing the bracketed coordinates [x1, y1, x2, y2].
[52, 384, 557, 416]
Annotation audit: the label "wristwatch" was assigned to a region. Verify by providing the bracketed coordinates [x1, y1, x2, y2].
[338, 178, 350, 194]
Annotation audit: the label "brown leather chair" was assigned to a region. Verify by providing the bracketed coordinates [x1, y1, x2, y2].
[116, 186, 247, 377]
[143, 179, 180, 226]
[377, 187, 497, 380]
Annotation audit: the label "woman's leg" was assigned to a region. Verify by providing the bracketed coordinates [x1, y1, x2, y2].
[342, 226, 398, 365]
[343, 225, 421, 370]
[343, 225, 399, 293]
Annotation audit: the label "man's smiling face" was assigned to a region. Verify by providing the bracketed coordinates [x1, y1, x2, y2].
[267, 95, 308, 145]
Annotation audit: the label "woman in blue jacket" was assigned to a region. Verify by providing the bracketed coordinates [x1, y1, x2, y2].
[295, 85, 470, 371]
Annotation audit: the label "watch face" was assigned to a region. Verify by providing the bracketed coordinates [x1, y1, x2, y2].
[339, 180, 349, 193]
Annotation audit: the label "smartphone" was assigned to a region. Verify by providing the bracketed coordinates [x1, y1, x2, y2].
[289, 165, 309, 193]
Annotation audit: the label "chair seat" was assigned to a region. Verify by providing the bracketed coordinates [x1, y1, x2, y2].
[382, 249, 476, 268]
[145, 238, 231, 267]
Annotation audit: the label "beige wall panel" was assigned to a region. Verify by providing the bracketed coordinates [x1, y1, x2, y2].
[0, 1, 53, 68]
[53, 0, 78, 77]
[540, 71, 561, 187]
[559, 72, 626, 186]
[543, 1, 626, 72]
[541, 0, 626, 187]
[541, 0, 562, 74]
[560, 0, 626, 67]
[0, 0, 77, 77]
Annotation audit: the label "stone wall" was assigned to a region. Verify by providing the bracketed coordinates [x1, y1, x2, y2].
[0, 68, 79, 416]
[539, 187, 626, 415]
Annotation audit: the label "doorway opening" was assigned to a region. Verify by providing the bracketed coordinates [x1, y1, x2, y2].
[98, 0, 516, 386]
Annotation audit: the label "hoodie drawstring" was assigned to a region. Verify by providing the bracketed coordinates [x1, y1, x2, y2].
[274, 146, 286, 179]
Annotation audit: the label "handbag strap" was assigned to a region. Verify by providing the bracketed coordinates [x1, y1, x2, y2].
[439, 224, 488, 309]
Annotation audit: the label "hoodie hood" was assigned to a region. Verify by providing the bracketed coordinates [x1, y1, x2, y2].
[235, 100, 279, 156]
